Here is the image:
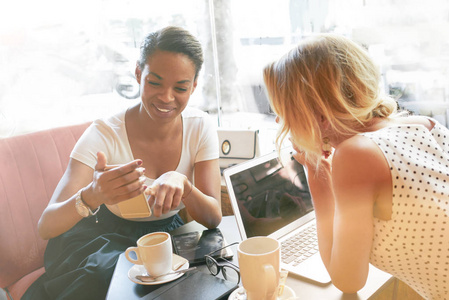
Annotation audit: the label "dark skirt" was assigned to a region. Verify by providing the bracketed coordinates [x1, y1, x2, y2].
[22, 205, 184, 300]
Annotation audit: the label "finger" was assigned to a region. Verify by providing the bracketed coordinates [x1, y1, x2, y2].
[95, 151, 108, 171]
[144, 186, 155, 197]
[288, 139, 303, 153]
[107, 170, 145, 191]
[152, 188, 171, 217]
[115, 175, 146, 194]
[104, 159, 142, 172]
[292, 144, 302, 153]
[292, 151, 306, 165]
[171, 191, 182, 210]
[103, 177, 145, 204]
[103, 164, 122, 171]
[161, 189, 176, 214]
[292, 151, 304, 159]
[103, 162, 144, 182]
[145, 186, 156, 206]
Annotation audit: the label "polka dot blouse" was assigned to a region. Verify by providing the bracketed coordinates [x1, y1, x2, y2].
[361, 118, 449, 300]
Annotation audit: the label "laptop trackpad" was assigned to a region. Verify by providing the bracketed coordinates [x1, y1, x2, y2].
[284, 254, 332, 284]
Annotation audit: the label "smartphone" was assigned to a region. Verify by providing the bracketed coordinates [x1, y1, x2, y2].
[117, 193, 152, 218]
[104, 165, 151, 218]
[171, 228, 234, 265]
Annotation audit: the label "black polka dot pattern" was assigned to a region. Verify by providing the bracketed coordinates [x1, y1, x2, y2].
[362, 119, 449, 300]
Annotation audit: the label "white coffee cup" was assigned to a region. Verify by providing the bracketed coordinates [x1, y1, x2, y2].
[238, 236, 280, 300]
[125, 232, 173, 276]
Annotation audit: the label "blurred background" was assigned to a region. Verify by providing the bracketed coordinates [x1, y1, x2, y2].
[1, 0, 449, 139]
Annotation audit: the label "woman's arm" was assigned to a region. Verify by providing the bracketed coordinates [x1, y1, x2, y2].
[37, 159, 94, 240]
[302, 156, 336, 272]
[146, 158, 222, 229]
[313, 136, 390, 293]
[38, 152, 145, 239]
[327, 144, 375, 293]
[184, 158, 222, 228]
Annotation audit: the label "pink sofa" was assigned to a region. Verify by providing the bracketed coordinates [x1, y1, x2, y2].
[0, 122, 90, 300]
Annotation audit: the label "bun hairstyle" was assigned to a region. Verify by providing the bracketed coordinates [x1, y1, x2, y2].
[138, 26, 204, 80]
[263, 34, 399, 166]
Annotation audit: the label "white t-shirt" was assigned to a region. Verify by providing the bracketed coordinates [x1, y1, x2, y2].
[70, 107, 219, 221]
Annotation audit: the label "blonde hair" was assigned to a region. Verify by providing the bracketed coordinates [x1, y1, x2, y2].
[263, 34, 399, 166]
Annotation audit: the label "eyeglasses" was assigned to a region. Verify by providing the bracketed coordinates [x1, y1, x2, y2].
[205, 242, 240, 284]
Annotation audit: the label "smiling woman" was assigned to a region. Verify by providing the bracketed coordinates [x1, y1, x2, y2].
[21, 26, 223, 300]
[136, 50, 198, 124]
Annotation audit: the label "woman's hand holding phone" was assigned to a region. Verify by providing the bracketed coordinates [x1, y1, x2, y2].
[144, 171, 189, 217]
[87, 152, 146, 206]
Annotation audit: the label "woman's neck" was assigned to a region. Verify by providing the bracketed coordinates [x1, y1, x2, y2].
[127, 104, 182, 142]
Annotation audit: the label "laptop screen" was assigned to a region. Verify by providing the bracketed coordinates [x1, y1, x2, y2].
[227, 151, 314, 238]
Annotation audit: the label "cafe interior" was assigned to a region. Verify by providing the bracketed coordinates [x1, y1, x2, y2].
[1, 0, 448, 299]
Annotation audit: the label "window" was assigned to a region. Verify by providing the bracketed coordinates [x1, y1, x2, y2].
[221, 0, 449, 129]
[1, 0, 448, 138]
[0, 0, 211, 136]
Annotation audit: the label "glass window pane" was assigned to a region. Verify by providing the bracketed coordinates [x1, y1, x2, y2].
[2, 0, 449, 138]
[217, 0, 449, 131]
[0, 0, 217, 136]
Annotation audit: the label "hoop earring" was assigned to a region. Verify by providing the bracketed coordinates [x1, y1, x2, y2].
[322, 137, 332, 159]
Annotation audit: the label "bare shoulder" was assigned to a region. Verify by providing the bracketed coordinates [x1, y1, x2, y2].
[333, 135, 386, 176]
[332, 135, 390, 196]
[333, 135, 384, 165]
[396, 115, 434, 130]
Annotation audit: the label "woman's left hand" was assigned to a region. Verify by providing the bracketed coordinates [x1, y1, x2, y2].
[144, 171, 188, 217]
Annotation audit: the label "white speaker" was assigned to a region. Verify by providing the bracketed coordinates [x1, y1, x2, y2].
[217, 128, 260, 169]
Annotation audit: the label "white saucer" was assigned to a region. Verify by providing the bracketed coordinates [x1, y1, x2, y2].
[228, 285, 296, 300]
[128, 256, 189, 285]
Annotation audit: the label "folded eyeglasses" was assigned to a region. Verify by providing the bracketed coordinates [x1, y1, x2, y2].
[205, 242, 240, 284]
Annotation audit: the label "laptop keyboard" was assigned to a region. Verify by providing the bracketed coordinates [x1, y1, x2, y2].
[281, 223, 319, 266]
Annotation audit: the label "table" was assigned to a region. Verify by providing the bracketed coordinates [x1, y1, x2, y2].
[106, 216, 393, 300]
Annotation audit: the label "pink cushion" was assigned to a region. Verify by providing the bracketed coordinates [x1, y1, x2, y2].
[0, 122, 90, 292]
[7, 267, 45, 300]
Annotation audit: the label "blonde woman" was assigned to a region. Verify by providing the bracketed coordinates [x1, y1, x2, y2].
[264, 34, 449, 299]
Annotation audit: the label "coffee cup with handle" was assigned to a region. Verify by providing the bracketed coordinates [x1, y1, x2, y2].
[237, 236, 281, 300]
[238, 236, 280, 300]
[125, 232, 173, 277]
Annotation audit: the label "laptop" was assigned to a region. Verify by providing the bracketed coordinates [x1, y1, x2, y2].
[222, 146, 332, 284]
